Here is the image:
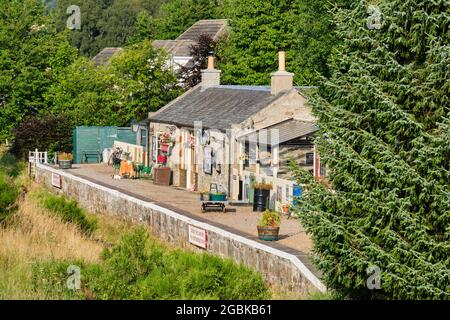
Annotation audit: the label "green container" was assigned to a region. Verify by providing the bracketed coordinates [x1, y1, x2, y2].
[209, 193, 226, 201]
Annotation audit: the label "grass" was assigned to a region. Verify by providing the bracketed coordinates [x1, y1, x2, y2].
[0, 146, 315, 300]
[39, 192, 97, 235]
[0, 180, 270, 300]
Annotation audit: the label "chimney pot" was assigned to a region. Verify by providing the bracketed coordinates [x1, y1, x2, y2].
[201, 54, 220, 90]
[278, 51, 286, 71]
[207, 56, 215, 70]
[271, 51, 294, 95]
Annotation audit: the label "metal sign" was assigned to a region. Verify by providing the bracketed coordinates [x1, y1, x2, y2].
[188, 225, 208, 249]
[52, 173, 62, 189]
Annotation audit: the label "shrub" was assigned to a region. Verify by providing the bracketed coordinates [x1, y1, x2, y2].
[0, 172, 18, 223]
[253, 182, 273, 190]
[11, 114, 73, 160]
[58, 152, 73, 161]
[31, 260, 86, 300]
[84, 228, 270, 300]
[42, 194, 97, 235]
[258, 210, 281, 227]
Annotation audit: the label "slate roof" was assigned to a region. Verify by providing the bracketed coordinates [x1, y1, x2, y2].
[91, 47, 123, 67]
[152, 20, 228, 57]
[150, 86, 288, 130]
[176, 19, 228, 41]
[152, 40, 197, 57]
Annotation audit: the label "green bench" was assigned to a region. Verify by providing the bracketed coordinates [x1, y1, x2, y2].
[83, 151, 102, 163]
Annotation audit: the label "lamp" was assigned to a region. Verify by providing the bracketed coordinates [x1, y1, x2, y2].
[131, 119, 139, 132]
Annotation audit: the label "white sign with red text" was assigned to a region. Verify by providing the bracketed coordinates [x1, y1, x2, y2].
[188, 225, 208, 249]
[52, 173, 62, 189]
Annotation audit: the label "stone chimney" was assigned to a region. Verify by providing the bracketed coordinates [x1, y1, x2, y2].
[201, 54, 221, 90]
[271, 51, 294, 95]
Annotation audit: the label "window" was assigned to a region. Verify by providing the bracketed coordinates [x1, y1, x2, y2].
[140, 129, 148, 149]
[306, 152, 314, 166]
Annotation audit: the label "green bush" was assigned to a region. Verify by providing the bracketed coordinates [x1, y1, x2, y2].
[258, 210, 281, 227]
[42, 194, 97, 235]
[30, 228, 270, 300]
[84, 228, 270, 300]
[0, 172, 19, 223]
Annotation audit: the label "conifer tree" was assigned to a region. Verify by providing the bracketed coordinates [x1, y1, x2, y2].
[292, 0, 450, 299]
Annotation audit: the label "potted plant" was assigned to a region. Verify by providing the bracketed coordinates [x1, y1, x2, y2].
[257, 210, 281, 241]
[199, 190, 210, 201]
[253, 182, 272, 212]
[58, 152, 73, 169]
[281, 203, 290, 214]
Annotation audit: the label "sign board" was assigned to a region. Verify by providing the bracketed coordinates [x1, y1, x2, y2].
[52, 173, 62, 189]
[188, 225, 208, 249]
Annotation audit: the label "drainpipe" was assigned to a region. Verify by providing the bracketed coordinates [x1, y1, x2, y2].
[227, 131, 232, 200]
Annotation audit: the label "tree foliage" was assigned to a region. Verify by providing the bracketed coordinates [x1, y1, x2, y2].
[0, 0, 77, 141]
[150, 0, 221, 40]
[11, 114, 73, 160]
[54, 0, 167, 57]
[46, 40, 181, 127]
[292, 0, 450, 299]
[217, 0, 352, 85]
[178, 34, 217, 88]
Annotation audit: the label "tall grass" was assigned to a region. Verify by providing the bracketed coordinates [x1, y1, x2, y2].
[41, 194, 97, 235]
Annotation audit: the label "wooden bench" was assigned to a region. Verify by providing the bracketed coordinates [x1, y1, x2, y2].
[83, 151, 102, 163]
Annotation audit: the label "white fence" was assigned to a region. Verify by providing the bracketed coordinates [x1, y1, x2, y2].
[29, 149, 48, 164]
[113, 141, 147, 165]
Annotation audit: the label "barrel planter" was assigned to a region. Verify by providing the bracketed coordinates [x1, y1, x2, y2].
[253, 188, 270, 212]
[58, 160, 72, 170]
[257, 226, 280, 241]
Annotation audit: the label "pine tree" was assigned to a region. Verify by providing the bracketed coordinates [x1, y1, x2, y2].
[292, 0, 450, 299]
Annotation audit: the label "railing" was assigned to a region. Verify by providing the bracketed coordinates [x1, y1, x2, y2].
[29, 149, 48, 164]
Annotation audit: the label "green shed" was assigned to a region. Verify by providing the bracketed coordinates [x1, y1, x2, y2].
[73, 126, 137, 164]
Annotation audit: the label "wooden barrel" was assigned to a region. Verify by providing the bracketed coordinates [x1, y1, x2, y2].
[257, 226, 280, 241]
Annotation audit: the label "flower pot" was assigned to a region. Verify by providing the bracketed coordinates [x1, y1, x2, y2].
[253, 188, 270, 212]
[257, 226, 280, 241]
[58, 160, 72, 169]
[157, 155, 167, 164]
